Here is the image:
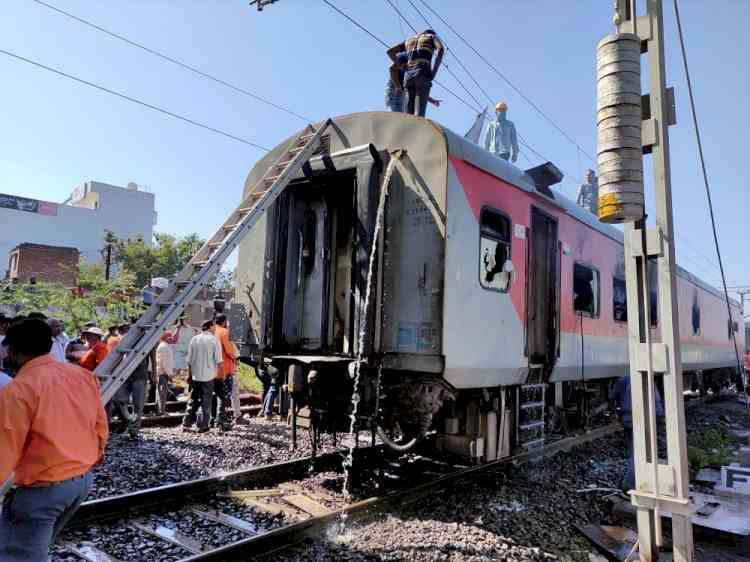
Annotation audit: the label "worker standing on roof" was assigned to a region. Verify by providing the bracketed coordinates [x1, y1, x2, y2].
[484, 101, 519, 163]
[78, 326, 109, 371]
[387, 29, 444, 117]
[0, 319, 108, 562]
[576, 169, 599, 215]
[386, 52, 441, 113]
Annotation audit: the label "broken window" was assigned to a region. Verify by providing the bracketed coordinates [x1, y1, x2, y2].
[573, 263, 600, 317]
[613, 277, 627, 322]
[479, 207, 511, 292]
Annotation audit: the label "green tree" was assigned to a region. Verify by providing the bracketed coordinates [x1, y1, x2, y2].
[108, 231, 205, 288]
[0, 262, 142, 335]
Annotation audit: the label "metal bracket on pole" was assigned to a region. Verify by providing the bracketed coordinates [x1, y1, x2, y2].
[629, 228, 664, 258]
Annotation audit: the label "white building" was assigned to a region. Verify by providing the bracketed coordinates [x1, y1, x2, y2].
[0, 180, 156, 271]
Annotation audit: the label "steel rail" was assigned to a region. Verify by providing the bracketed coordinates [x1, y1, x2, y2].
[70, 447, 368, 527]
[182, 424, 620, 561]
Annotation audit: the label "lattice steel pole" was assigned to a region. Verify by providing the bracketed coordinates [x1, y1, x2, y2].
[612, 1, 694, 560]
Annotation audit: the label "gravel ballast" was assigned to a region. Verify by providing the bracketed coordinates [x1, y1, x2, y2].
[90, 417, 340, 499]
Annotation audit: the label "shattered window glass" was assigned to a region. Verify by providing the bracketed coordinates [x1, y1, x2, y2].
[479, 208, 511, 292]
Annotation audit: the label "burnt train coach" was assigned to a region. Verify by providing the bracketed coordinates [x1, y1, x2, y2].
[234, 112, 744, 460]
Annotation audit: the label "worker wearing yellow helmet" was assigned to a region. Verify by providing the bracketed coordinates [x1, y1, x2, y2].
[484, 101, 519, 163]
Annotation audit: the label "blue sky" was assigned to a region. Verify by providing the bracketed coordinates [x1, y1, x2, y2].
[1, 0, 747, 295]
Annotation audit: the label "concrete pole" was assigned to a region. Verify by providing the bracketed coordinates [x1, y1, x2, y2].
[614, 1, 693, 560]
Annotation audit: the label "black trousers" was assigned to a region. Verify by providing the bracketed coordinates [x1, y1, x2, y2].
[405, 74, 432, 117]
[182, 380, 213, 430]
[213, 377, 233, 428]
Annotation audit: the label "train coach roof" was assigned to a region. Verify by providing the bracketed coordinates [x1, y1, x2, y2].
[243, 112, 739, 308]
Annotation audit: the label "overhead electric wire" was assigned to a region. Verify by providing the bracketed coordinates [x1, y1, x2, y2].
[0, 47, 270, 151]
[321, 0, 481, 114]
[672, 0, 744, 379]
[383, 0, 484, 109]
[415, 0, 595, 163]
[31, 0, 313, 123]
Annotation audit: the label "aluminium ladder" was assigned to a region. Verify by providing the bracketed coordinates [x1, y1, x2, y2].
[96, 119, 333, 404]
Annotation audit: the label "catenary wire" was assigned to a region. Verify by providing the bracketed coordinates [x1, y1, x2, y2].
[415, 0, 595, 163]
[672, 0, 744, 380]
[321, 0, 481, 114]
[0, 47, 271, 151]
[30, 0, 313, 123]
[383, 0, 484, 109]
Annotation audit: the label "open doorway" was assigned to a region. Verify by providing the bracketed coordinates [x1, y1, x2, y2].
[275, 171, 357, 354]
[526, 207, 559, 367]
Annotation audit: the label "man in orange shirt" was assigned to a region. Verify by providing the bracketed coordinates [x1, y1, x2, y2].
[0, 319, 108, 562]
[213, 314, 237, 431]
[79, 326, 109, 371]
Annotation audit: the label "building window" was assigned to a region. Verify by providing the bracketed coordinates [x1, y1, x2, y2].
[613, 277, 627, 322]
[691, 291, 701, 335]
[573, 263, 600, 317]
[479, 207, 512, 292]
[8, 252, 19, 278]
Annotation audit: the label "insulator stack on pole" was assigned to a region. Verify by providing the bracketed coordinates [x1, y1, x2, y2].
[596, 33, 644, 223]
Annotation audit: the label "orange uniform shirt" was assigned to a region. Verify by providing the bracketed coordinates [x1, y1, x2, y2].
[214, 325, 236, 379]
[0, 354, 109, 486]
[80, 340, 109, 371]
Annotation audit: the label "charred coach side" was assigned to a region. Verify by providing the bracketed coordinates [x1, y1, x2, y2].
[233, 112, 745, 460]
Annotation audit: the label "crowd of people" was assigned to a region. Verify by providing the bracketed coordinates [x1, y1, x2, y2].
[0, 308, 290, 561]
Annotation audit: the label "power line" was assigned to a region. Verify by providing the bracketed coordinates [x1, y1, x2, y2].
[31, 0, 313, 123]
[672, 0, 743, 377]
[0, 47, 270, 151]
[383, 0, 484, 109]
[321, 0, 481, 114]
[415, 0, 595, 163]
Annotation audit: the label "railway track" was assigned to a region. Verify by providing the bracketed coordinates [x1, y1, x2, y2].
[54, 425, 619, 562]
[135, 393, 261, 428]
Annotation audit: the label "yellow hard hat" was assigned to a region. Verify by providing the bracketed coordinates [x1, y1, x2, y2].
[495, 101, 508, 111]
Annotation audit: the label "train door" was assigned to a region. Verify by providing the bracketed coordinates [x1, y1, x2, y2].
[281, 196, 330, 351]
[526, 208, 559, 367]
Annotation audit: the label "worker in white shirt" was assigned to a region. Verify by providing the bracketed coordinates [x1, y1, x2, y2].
[48, 318, 70, 363]
[155, 332, 175, 414]
[181, 320, 222, 433]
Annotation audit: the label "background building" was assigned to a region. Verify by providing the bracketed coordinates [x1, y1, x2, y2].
[0, 180, 156, 275]
[7, 243, 79, 285]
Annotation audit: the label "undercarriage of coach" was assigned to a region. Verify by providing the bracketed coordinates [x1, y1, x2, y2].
[266, 356, 454, 454]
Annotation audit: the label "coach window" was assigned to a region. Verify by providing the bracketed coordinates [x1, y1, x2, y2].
[613, 277, 627, 322]
[573, 263, 600, 318]
[479, 207, 512, 292]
